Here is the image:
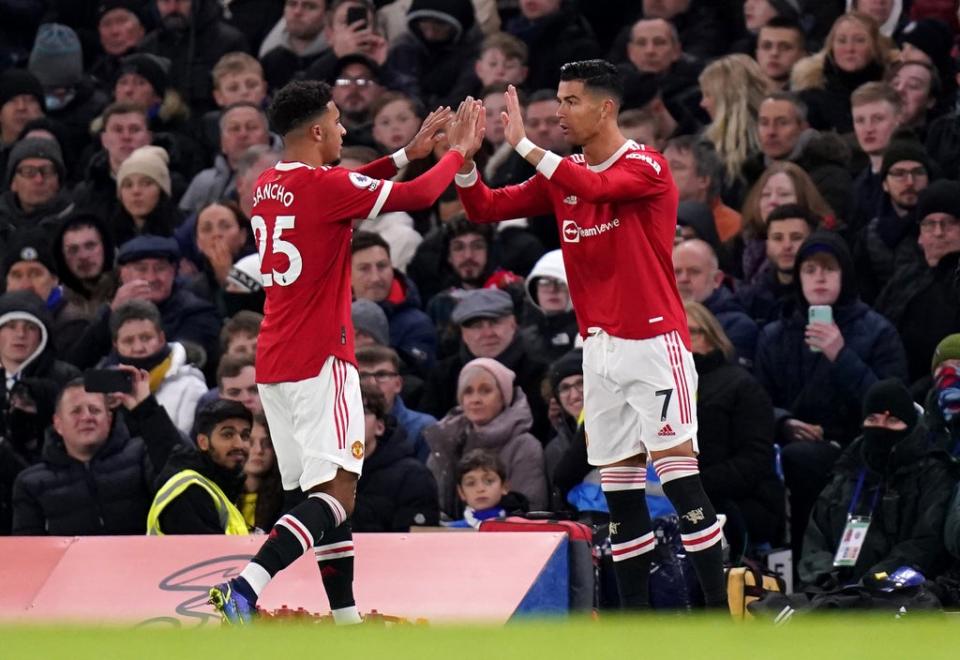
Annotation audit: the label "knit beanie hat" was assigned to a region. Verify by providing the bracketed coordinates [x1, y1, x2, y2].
[0, 69, 45, 110]
[862, 378, 918, 430]
[5, 137, 65, 186]
[351, 299, 389, 346]
[28, 23, 83, 90]
[117, 53, 168, 97]
[880, 140, 932, 180]
[116, 145, 171, 196]
[899, 19, 954, 86]
[458, 357, 516, 407]
[226, 253, 262, 293]
[931, 333, 960, 373]
[97, 0, 146, 25]
[549, 348, 583, 394]
[2, 229, 58, 281]
[917, 180, 960, 221]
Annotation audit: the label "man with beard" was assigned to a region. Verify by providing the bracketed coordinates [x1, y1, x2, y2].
[53, 214, 117, 328]
[328, 55, 385, 148]
[140, 0, 248, 114]
[855, 140, 932, 304]
[416, 218, 524, 345]
[147, 398, 253, 534]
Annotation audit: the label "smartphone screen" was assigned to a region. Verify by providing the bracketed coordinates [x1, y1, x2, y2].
[346, 6, 368, 29]
[83, 369, 133, 394]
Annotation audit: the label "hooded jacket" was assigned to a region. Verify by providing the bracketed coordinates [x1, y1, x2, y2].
[353, 419, 439, 532]
[521, 250, 579, 363]
[425, 387, 546, 517]
[0, 188, 73, 237]
[754, 232, 909, 444]
[0, 290, 79, 394]
[11, 396, 181, 535]
[385, 0, 482, 106]
[505, 4, 602, 91]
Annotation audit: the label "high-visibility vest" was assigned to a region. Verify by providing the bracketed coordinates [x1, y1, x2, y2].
[147, 469, 249, 536]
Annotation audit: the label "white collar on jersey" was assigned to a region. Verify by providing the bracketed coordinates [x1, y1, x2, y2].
[274, 161, 315, 171]
[586, 139, 639, 173]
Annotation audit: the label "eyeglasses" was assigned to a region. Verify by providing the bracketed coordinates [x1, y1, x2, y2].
[15, 165, 57, 180]
[536, 278, 565, 290]
[334, 78, 376, 87]
[919, 217, 960, 234]
[359, 370, 399, 383]
[886, 167, 928, 181]
[557, 379, 584, 397]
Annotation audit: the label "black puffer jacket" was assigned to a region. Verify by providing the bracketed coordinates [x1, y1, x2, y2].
[694, 350, 784, 546]
[505, 6, 602, 92]
[11, 396, 181, 535]
[353, 419, 439, 533]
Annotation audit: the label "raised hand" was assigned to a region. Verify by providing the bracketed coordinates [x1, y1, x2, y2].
[447, 98, 485, 159]
[501, 84, 527, 148]
[405, 106, 453, 161]
[113, 364, 151, 411]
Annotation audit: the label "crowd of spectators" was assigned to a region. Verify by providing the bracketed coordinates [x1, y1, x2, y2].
[3, 0, 960, 600]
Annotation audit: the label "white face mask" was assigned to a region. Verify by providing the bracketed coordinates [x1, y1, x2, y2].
[44, 89, 76, 111]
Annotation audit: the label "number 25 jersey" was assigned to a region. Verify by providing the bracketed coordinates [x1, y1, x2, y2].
[251, 161, 391, 383]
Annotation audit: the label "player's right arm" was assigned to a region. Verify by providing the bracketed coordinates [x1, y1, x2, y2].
[453, 161, 553, 224]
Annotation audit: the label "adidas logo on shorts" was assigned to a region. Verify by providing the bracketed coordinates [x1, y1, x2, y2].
[657, 424, 676, 437]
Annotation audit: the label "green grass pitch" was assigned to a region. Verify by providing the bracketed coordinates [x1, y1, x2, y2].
[3, 615, 960, 660]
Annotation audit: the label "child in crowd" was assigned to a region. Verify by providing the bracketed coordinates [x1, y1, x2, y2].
[445, 449, 525, 529]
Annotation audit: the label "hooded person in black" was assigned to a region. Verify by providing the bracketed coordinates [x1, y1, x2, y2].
[754, 231, 909, 556]
[384, 0, 483, 108]
[52, 212, 118, 325]
[800, 378, 957, 590]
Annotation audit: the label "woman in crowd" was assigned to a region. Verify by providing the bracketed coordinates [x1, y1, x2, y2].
[425, 357, 546, 518]
[792, 11, 893, 132]
[112, 145, 182, 245]
[189, 200, 255, 312]
[733, 162, 834, 283]
[240, 413, 283, 533]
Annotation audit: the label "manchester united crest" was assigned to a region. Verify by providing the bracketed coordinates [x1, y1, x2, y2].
[351, 440, 364, 459]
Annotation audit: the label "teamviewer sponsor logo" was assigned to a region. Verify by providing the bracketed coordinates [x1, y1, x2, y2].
[563, 218, 621, 243]
[562, 220, 581, 243]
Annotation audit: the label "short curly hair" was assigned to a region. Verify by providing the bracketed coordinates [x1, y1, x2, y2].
[268, 80, 333, 136]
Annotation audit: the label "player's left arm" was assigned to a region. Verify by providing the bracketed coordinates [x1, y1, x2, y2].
[355, 106, 454, 180]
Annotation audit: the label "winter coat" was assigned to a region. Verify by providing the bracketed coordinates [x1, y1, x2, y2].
[44, 78, 109, 167]
[853, 201, 923, 305]
[848, 166, 887, 238]
[178, 152, 235, 215]
[425, 387, 547, 517]
[793, 131, 853, 223]
[258, 18, 328, 90]
[875, 251, 960, 385]
[799, 430, 957, 589]
[391, 396, 436, 463]
[152, 442, 247, 534]
[11, 397, 181, 535]
[0, 189, 74, 238]
[755, 299, 908, 446]
[505, 8, 601, 92]
[735, 266, 797, 328]
[703, 286, 759, 368]
[353, 420, 439, 532]
[139, 0, 249, 114]
[70, 150, 121, 222]
[420, 335, 551, 442]
[379, 271, 438, 371]
[694, 350, 784, 545]
[926, 112, 960, 180]
[385, 0, 482, 107]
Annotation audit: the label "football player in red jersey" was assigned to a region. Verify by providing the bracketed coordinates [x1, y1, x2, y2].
[210, 80, 484, 624]
[455, 60, 727, 610]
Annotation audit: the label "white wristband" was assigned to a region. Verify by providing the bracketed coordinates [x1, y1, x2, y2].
[515, 137, 536, 158]
[391, 148, 409, 169]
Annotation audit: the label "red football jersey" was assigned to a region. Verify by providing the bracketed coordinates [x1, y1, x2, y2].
[457, 140, 690, 348]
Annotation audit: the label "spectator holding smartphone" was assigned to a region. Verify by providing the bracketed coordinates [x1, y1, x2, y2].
[754, 231, 908, 557]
